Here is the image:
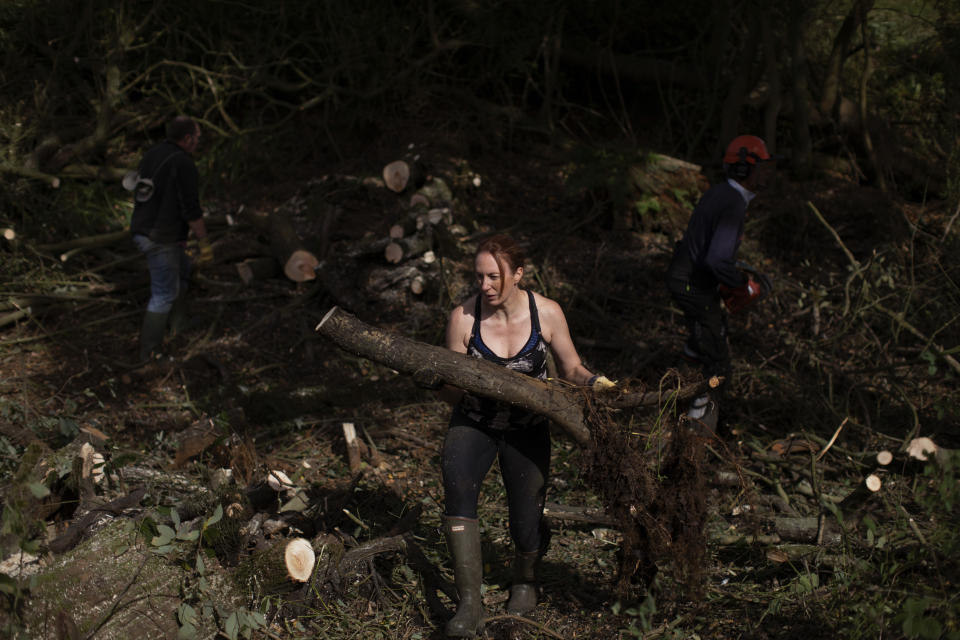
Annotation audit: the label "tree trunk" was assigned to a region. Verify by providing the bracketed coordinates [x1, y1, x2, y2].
[315, 307, 709, 448]
[788, 0, 814, 176]
[761, 11, 783, 152]
[819, 0, 875, 119]
[716, 11, 761, 160]
[858, 5, 885, 190]
[315, 306, 592, 446]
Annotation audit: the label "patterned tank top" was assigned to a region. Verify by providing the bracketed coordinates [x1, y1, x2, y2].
[456, 289, 549, 429]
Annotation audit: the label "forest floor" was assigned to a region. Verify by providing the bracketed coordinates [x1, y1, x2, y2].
[1, 121, 958, 639]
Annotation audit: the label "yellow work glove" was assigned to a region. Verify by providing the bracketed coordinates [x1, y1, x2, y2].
[588, 374, 617, 391]
[194, 237, 214, 266]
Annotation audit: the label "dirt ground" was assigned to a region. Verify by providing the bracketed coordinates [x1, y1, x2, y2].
[2, 124, 958, 639]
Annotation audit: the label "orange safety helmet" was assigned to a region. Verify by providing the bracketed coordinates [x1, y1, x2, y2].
[723, 135, 771, 166]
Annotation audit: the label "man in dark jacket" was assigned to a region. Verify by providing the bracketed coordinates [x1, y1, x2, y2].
[666, 134, 774, 431]
[131, 116, 212, 361]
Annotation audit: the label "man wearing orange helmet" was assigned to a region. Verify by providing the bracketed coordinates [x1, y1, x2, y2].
[665, 134, 775, 433]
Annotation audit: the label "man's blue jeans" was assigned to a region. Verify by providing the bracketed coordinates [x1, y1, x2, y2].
[133, 234, 192, 313]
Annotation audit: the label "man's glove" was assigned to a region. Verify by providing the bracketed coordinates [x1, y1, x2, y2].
[194, 237, 214, 266]
[719, 278, 764, 313]
[588, 374, 617, 391]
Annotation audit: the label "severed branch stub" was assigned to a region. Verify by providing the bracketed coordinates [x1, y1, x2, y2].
[342, 422, 362, 474]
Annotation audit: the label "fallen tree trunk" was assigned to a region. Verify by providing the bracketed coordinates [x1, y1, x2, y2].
[316, 306, 591, 445]
[315, 306, 707, 448]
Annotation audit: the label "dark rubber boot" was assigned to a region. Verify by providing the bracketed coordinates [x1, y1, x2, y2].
[167, 293, 189, 335]
[444, 516, 484, 638]
[506, 550, 539, 614]
[507, 520, 550, 615]
[138, 311, 168, 361]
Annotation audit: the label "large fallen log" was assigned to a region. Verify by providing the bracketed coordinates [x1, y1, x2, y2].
[316, 306, 592, 446]
[314, 306, 708, 448]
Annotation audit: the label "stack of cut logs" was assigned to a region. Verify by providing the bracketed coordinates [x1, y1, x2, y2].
[374, 159, 470, 299]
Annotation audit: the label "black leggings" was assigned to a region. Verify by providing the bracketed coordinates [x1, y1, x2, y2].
[441, 410, 550, 553]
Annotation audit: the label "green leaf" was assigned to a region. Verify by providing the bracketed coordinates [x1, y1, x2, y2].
[177, 623, 197, 640]
[196, 553, 206, 576]
[204, 504, 223, 529]
[152, 524, 175, 546]
[178, 603, 197, 626]
[0, 574, 18, 595]
[224, 611, 239, 640]
[171, 509, 180, 528]
[177, 528, 199, 542]
[917, 617, 942, 640]
[279, 494, 308, 512]
[27, 482, 50, 499]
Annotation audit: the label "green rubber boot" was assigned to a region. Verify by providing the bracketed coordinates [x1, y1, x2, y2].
[167, 293, 189, 335]
[506, 550, 540, 615]
[444, 516, 484, 638]
[138, 311, 168, 361]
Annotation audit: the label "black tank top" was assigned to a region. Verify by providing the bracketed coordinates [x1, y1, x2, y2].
[456, 289, 549, 429]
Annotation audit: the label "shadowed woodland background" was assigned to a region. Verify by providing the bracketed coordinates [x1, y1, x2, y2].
[1, 1, 959, 639]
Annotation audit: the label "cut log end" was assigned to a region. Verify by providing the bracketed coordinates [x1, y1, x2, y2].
[267, 469, 293, 493]
[283, 249, 319, 282]
[384, 242, 403, 264]
[389, 224, 406, 240]
[865, 474, 882, 493]
[284, 538, 315, 582]
[316, 306, 340, 333]
[2, 228, 14, 241]
[383, 160, 411, 193]
[410, 276, 425, 295]
[875, 450, 893, 466]
[906, 437, 937, 461]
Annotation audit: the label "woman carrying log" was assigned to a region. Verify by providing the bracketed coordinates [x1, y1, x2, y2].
[438, 233, 613, 637]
